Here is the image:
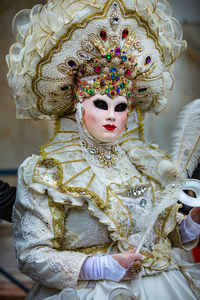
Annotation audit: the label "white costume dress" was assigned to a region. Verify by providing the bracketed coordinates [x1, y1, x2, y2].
[13, 115, 200, 300]
[7, 0, 200, 299]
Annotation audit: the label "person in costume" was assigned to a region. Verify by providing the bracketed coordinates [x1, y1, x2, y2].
[6, 0, 200, 299]
[0, 180, 16, 222]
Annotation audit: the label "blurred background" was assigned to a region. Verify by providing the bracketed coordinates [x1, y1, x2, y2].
[0, 0, 199, 298]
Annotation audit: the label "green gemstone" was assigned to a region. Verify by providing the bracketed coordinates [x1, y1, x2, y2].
[105, 88, 110, 93]
[88, 89, 95, 95]
[106, 54, 112, 60]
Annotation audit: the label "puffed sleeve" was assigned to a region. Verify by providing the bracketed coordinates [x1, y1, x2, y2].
[12, 162, 88, 290]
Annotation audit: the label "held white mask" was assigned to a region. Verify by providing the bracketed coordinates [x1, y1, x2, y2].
[178, 179, 200, 207]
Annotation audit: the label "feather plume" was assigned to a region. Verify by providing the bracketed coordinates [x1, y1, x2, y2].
[171, 99, 200, 177]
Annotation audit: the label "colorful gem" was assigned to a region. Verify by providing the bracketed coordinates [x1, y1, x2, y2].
[89, 148, 97, 155]
[115, 48, 121, 55]
[106, 54, 112, 60]
[111, 74, 115, 80]
[122, 29, 129, 39]
[94, 66, 101, 73]
[112, 16, 119, 25]
[120, 83, 125, 89]
[68, 60, 76, 68]
[100, 31, 107, 41]
[138, 88, 147, 93]
[121, 56, 127, 62]
[145, 56, 151, 64]
[139, 199, 147, 207]
[111, 67, 116, 72]
[105, 154, 112, 160]
[88, 89, 95, 95]
[126, 70, 131, 76]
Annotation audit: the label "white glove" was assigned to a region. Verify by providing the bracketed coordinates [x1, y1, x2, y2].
[79, 251, 141, 282]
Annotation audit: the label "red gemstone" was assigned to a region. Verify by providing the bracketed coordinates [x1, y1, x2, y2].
[126, 70, 131, 76]
[94, 66, 101, 73]
[122, 29, 129, 39]
[100, 31, 107, 41]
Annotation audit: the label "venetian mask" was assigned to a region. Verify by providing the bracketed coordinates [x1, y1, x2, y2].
[83, 94, 128, 143]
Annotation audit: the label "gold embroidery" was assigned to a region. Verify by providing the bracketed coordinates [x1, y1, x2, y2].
[33, 157, 63, 186]
[63, 166, 91, 185]
[61, 159, 87, 164]
[40, 119, 61, 157]
[47, 137, 80, 147]
[86, 173, 96, 189]
[55, 149, 83, 155]
[58, 130, 79, 134]
[122, 126, 139, 137]
[105, 188, 132, 238]
[73, 243, 112, 255]
[48, 195, 66, 249]
[119, 137, 140, 146]
[47, 143, 81, 155]
[135, 106, 145, 142]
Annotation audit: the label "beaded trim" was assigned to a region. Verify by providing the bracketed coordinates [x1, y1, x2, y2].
[126, 185, 148, 197]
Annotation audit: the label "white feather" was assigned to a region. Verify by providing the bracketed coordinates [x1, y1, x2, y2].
[171, 99, 200, 177]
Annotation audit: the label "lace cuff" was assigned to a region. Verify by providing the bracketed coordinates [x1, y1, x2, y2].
[179, 212, 200, 244]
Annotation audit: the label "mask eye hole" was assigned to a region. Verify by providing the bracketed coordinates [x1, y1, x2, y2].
[115, 103, 127, 112]
[93, 100, 108, 110]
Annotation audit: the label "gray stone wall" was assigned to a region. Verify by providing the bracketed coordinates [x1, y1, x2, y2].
[145, 0, 200, 151]
[0, 0, 47, 176]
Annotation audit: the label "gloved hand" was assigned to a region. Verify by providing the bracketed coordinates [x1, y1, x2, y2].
[79, 250, 141, 282]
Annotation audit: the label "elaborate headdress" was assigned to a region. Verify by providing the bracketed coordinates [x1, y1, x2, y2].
[7, 0, 186, 119]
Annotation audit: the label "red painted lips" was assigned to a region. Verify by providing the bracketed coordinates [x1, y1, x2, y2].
[103, 124, 117, 131]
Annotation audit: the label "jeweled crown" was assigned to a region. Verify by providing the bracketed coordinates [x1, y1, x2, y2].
[7, 0, 186, 118]
[74, 46, 141, 101]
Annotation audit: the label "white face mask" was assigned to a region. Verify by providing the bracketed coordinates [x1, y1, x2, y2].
[83, 94, 128, 143]
[178, 179, 200, 207]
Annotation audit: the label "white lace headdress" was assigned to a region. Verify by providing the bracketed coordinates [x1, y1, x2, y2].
[7, 0, 186, 119]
